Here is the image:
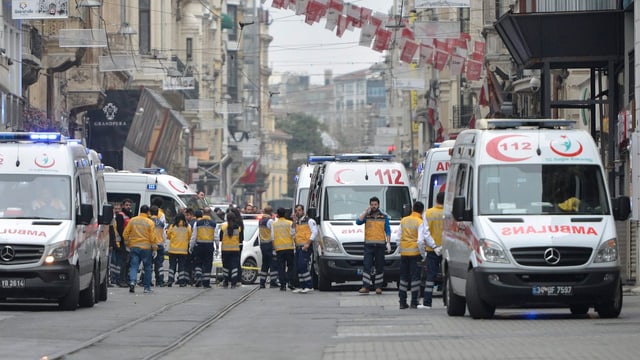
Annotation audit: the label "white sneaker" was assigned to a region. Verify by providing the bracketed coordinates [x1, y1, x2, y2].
[417, 304, 431, 309]
[300, 288, 313, 293]
[292, 288, 302, 293]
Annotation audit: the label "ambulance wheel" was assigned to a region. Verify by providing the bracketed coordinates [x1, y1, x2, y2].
[444, 269, 465, 316]
[596, 280, 623, 319]
[241, 258, 258, 284]
[59, 268, 79, 311]
[99, 268, 108, 302]
[79, 268, 97, 308]
[465, 268, 495, 319]
[317, 263, 332, 291]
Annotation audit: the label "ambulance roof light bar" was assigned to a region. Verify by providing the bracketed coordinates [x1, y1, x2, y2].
[335, 154, 395, 162]
[475, 119, 575, 130]
[140, 168, 166, 174]
[0, 132, 64, 143]
[308, 155, 336, 163]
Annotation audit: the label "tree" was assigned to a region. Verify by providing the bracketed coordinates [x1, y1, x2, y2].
[276, 113, 328, 197]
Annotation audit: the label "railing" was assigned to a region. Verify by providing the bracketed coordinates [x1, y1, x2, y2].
[452, 104, 474, 129]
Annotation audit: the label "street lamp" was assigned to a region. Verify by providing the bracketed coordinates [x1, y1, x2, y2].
[184, 127, 191, 183]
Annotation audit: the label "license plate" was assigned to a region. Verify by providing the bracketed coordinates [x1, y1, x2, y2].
[532, 285, 572, 296]
[1, 279, 25, 288]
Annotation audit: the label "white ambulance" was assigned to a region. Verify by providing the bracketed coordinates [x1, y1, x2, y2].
[442, 119, 631, 319]
[307, 154, 412, 290]
[0, 133, 113, 310]
[104, 169, 201, 223]
[415, 140, 455, 209]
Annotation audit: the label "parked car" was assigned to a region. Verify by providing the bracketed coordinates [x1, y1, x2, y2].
[240, 219, 261, 284]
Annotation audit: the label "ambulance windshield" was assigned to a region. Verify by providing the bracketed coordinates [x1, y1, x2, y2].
[478, 164, 609, 215]
[0, 175, 71, 220]
[325, 186, 411, 220]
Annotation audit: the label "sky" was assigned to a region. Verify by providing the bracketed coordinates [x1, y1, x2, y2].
[266, 0, 394, 84]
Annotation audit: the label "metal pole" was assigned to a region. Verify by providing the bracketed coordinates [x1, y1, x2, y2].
[184, 128, 191, 183]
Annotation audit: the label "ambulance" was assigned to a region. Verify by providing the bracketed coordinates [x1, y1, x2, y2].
[442, 119, 631, 319]
[415, 140, 455, 209]
[0, 133, 113, 310]
[104, 169, 201, 223]
[307, 154, 412, 290]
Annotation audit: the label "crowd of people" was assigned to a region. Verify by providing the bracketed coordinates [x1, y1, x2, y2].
[108, 192, 445, 307]
[108, 195, 317, 294]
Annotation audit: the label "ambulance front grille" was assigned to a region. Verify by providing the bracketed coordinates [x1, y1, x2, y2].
[511, 246, 592, 266]
[0, 244, 45, 265]
[343, 242, 398, 256]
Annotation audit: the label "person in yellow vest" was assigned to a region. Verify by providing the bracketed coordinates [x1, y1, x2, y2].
[189, 208, 218, 288]
[417, 192, 444, 309]
[149, 206, 167, 287]
[219, 210, 242, 288]
[395, 201, 426, 309]
[258, 205, 275, 288]
[292, 204, 318, 294]
[356, 196, 391, 295]
[166, 213, 192, 287]
[273, 207, 295, 291]
[123, 205, 159, 294]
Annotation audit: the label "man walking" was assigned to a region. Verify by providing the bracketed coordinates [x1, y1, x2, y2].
[418, 192, 444, 309]
[396, 201, 426, 309]
[356, 196, 391, 295]
[123, 205, 158, 293]
[292, 204, 317, 293]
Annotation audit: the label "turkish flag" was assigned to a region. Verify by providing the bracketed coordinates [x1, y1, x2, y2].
[239, 160, 259, 184]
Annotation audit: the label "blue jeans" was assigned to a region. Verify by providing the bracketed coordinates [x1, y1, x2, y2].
[295, 246, 312, 289]
[399, 255, 420, 306]
[363, 243, 385, 289]
[423, 251, 442, 306]
[129, 247, 153, 289]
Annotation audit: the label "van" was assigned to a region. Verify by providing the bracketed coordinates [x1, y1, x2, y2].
[307, 154, 413, 290]
[0, 133, 113, 310]
[415, 140, 455, 209]
[104, 169, 201, 223]
[442, 119, 631, 319]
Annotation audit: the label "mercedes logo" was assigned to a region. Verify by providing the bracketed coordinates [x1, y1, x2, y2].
[543, 247, 561, 265]
[0, 246, 15, 262]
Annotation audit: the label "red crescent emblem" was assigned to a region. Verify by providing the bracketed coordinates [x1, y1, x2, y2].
[486, 135, 533, 162]
[334, 169, 354, 184]
[168, 180, 187, 193]
[550, 142, 583, 157]
[34, 154, 56, 168]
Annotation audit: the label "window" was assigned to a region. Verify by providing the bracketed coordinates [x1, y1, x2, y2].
[186, 38, 193, 62]
[139, 0, 151, 54]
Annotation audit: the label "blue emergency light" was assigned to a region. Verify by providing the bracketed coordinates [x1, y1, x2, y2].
[0, 132, 63, 143]
[308, 155, 336, 163]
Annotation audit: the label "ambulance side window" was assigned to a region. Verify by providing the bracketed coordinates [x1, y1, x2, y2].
[453, 163, 473, 213]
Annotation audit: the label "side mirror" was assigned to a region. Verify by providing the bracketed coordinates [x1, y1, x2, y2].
[98, 204, 114, 225]
[612, 196, 631, 221]
[402, 204, 412, 217]
[77, 204, 94, 225]
[308, 208, 317, 222]
[452, 196, 472, 221]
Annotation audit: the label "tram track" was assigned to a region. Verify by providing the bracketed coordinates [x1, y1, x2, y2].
[40, 286, 260, 360]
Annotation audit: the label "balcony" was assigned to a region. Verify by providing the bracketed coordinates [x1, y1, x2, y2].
[452, 105, 474, 129]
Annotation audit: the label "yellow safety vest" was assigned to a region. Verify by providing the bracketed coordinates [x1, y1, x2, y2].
[273, 218, 294, 252]
[294, 217, 312, 246]
[167, 222, 191, 255]
[425, 204, 444, 251]
[364, 212, 387, 244]
[399, 212, 422, 256]
[259, 217, 272, 243]
[221, 223, 241, 252]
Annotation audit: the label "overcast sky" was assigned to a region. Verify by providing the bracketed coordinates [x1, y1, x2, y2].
[266, 0, 394, 84]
